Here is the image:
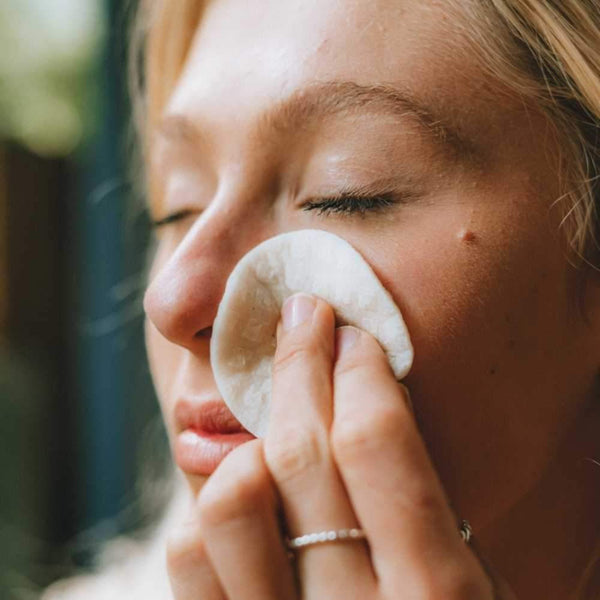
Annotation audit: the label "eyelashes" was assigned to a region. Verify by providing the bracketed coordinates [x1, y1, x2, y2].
[300, 192, 398, 217]
[151, 209, 195, 228]
[151, 192, 401, 228]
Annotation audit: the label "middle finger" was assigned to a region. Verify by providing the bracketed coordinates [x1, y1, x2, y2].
[264, 293, 375, 596]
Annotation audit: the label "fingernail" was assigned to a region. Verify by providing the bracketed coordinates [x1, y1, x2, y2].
[282, 293, 316, 331]
[336, 326, 359, 357]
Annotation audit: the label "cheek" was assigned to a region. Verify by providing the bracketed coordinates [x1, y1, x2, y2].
[358, 210, 590, 521]
[363, 213, 572, 415]
[378, 232, 504, 374]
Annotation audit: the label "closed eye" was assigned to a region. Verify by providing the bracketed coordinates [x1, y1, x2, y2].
[152, 191, 403, 226]
[301, 192, 399, 217]
[152, 209, 195, 228]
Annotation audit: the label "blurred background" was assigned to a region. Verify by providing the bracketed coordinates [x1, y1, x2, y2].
[0, 1, 170, 598]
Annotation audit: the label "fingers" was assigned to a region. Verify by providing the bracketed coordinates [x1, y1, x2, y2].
[166, 506, 226, 600]
[167, 293, 502, 599]
[265, 294, 376, 597]
[196, 439, 298, 600]
[331, 326, 493, 596]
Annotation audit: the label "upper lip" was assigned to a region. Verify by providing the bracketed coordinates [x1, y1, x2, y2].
[174, 398, 250, 435]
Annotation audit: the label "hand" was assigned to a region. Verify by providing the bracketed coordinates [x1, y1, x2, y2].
[166, 293, 515, 599]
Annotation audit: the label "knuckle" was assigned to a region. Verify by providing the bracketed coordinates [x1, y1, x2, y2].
[333, 351, 368, 378]
[272, 340, 316, 376]
[403, 482, 448, 519]
[334, 332, 385, 373]
[166, 527, 208, 574]
[331, 405, 403, 463]
[265, 426, 327, 484]
[197, 450, 269, 527]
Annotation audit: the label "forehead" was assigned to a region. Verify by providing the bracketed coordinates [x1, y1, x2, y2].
[168, 0, 489, 127]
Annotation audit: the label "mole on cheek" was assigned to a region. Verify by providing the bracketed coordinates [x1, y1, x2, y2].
[458, 229, 477, 244]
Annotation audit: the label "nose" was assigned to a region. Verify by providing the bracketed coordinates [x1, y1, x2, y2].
[143, 206, 272, 354]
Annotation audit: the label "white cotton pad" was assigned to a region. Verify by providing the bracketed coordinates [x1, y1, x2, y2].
[210, 229, 413, 438]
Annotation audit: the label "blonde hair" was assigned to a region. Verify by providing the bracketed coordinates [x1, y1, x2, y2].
[129, 0, 206, 210]
[129, 0, 600, 597]
[463, 0, 600, 268]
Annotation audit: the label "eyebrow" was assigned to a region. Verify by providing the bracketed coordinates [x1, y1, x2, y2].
[158, 80, 477, 161]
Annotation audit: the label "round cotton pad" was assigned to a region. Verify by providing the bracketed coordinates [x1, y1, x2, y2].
[211, 229, 413, 438]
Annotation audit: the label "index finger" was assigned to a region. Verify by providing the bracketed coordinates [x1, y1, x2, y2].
[330, 326, 486, 591]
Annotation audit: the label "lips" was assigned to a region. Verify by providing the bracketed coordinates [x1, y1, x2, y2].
[174, 398, 256, 476]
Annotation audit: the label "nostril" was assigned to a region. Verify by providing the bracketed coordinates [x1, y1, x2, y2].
[196, 326, 213, 338]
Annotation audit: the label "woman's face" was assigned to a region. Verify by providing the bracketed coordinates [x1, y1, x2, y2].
[144, 0, 600, 529]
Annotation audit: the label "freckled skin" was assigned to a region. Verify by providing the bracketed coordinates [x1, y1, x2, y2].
[143, 0, 600, 596]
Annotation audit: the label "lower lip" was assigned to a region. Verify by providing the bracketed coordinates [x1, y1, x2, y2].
[175, 429, 256, 476]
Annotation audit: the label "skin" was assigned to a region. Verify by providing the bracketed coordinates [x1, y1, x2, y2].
[143, 0, 600, 597]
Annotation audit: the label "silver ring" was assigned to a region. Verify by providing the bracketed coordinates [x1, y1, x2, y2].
[459, 520, 473, 543]
[286, 528, 366, 550]
[286, 520, 471, 552]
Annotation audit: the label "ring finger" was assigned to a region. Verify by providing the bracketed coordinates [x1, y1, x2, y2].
[265, 293, 376, 597]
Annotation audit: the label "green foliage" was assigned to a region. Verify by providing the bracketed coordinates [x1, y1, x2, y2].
[0, 0, 105, 156]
